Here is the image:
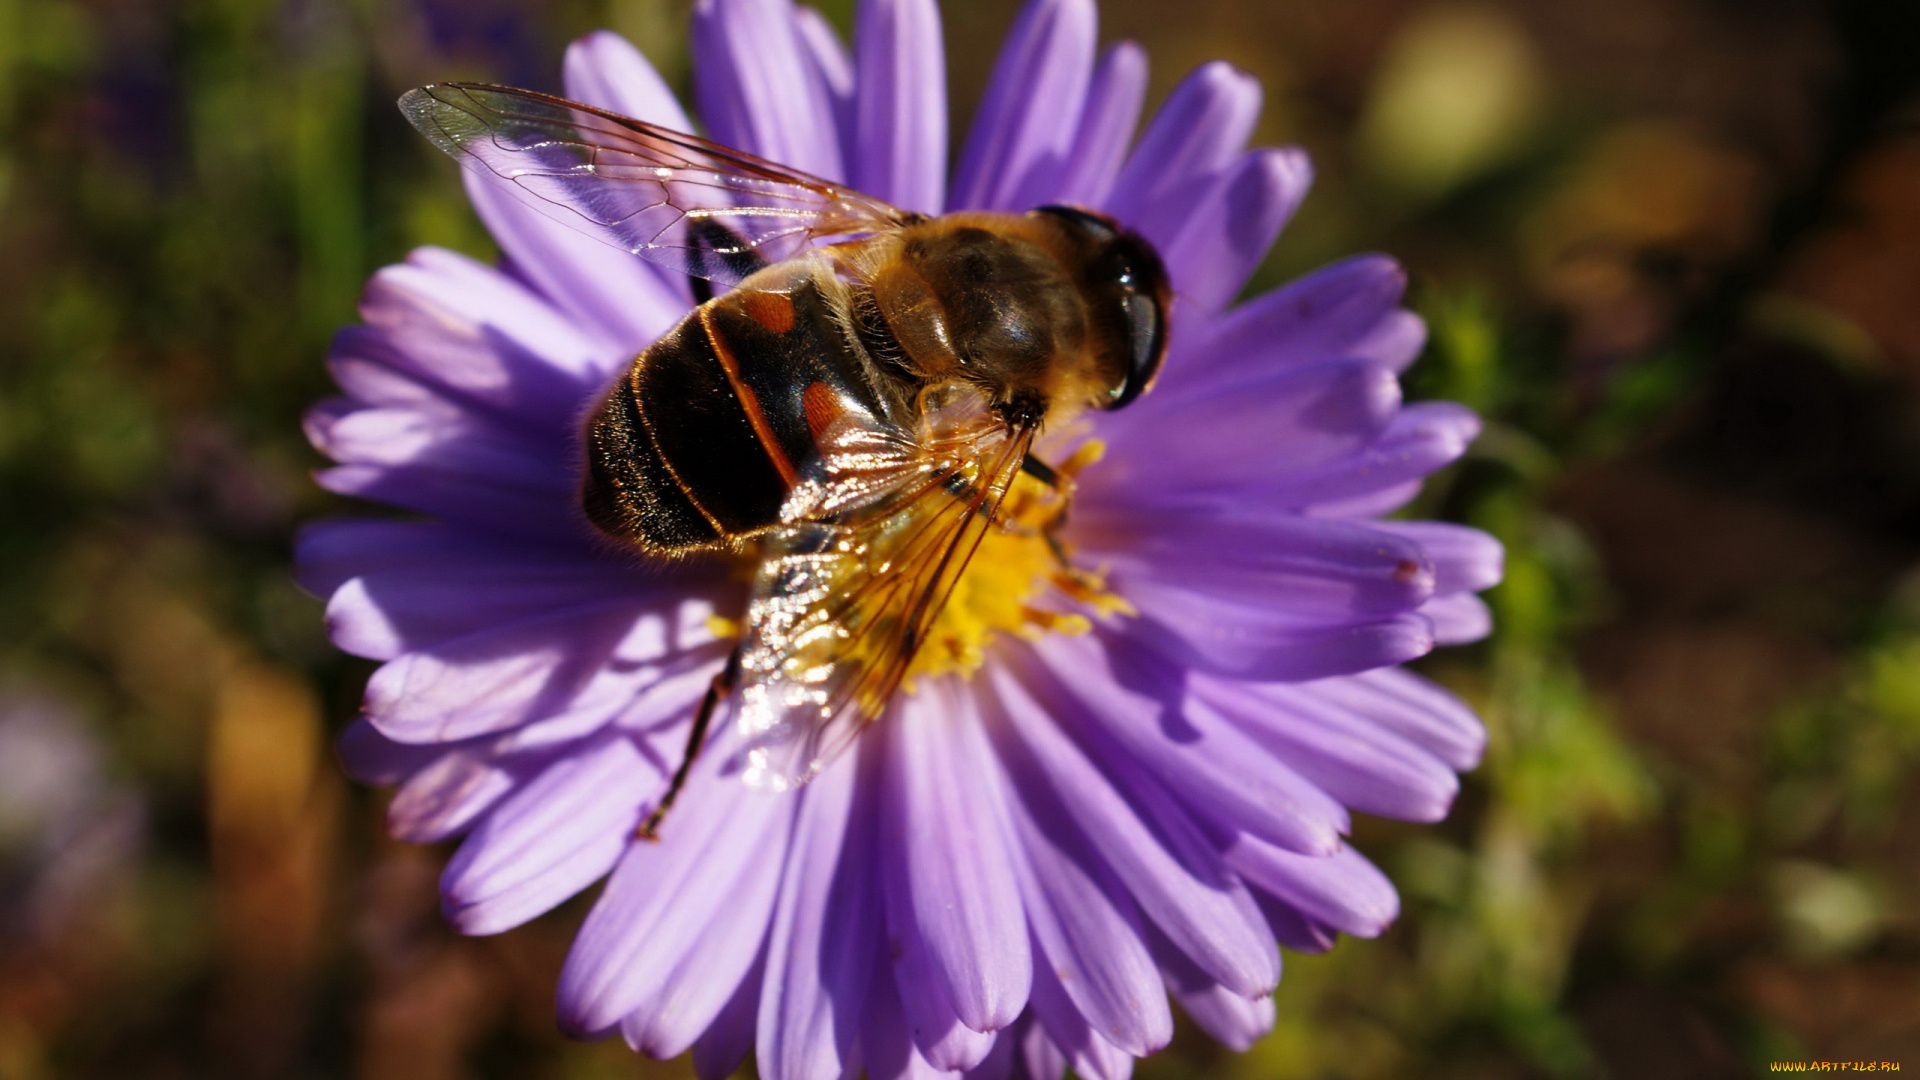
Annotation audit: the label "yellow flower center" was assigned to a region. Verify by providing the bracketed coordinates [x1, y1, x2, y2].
[705, 440, 1130, 691]
[904, 439, 1132, 684]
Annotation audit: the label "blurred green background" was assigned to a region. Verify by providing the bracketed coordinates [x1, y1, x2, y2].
[4, 0, 1920, 1076]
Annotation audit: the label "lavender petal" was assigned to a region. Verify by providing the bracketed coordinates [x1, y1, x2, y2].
[460, 171, 689, 355]
[692, 949, 766, 1080]
[1370, 521, 1504, 595]
[386, 745, 523, 842]
[1195, 672, 1461, 822]
[1161, 254, 1411, 393]
[1234, 402, 1482, 511]
[1122, 603, 1436, 682]
[362, 600, 715, 743]
[949, 0, 1097, 211]
[1421, 592, 1494, 645]
[793, 5, 855, 150]
[1103, 61, 1260, 239]
[1295, 668, 1487, 770]
[1031, 633, 1348, 855]
[1087, 359, 1403, 503]
[439, 734, 655, 934]
[1225, 840, 1401, 938]
[1017, 1018, 1068, 1080]
[1148, 927, 1274, 1051]
[1076, 512, 1436, 628]
[1026, 959, 1136, 1080]
[555, 746, 794, 1035]
[1000, 738, 1172, 1055]
[862, 961, 958, 1080]
[881, 683, 1031, 1033]
[989, 661, 1280, 997]
[1156, 148, 1311, 314]
[1050, 42, 1148, 207]
[692, 0, 845, 180]
[757, 748, 878, 1080]
[853, 0, 948, 213]
[334, 717, 439, 784]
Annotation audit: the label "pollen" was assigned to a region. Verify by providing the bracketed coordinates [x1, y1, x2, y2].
[905, 439, 1130, 685]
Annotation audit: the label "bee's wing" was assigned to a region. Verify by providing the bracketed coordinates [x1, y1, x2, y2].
[399, 82, 916, 286]
[731, 399, 1037, 790]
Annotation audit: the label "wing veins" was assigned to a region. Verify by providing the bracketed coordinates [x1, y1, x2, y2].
[400, 82, 914, 284]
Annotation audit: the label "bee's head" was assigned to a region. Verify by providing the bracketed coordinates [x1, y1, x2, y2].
[1033, 204, 1172, 410]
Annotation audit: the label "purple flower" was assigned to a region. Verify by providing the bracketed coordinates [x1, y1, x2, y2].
[301, 0, 1502, 1074]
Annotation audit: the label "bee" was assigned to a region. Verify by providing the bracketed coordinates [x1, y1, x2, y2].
[400, 83, 1171, 836]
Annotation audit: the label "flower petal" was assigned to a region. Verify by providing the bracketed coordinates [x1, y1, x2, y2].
[1163, 254, 1412, 393]
[1196, 672, 1461, 821]
[1225, 840, 1400, 938]
[861, 961, 958, 1080]
[1370, 521, 1503, 595]
[348, 247, 612, 421]
[1124, 603, 1436, 682]
[1080, 513, 1435, 628]
[1088, 359, 1403, 503]
[853, 0, 948, 213]
[362, 599, 717, 743]
[440, 734, 656, 934]
[793, 5, 855, 150]
[1260, 896, 1338, 953]
[692, 950, 765, 1080]
[461, 170, 689, 356]
[323, 551, 667, 660]
[1148, 927, 1274, 1051]
[881, 683, 1031, 1033]
[990, 661, 1279, 998]
[1155, 148, 1311, 314]
[1103, 61, 1260, 240]
[1032, 633, 1348, 855]
[757, 748, 880, 1080]
[296, 518, 590, 599]
[1296, 667, 1486, 771]
[876, 764, 999, 1070]
[1001, 743, 1172, 1056]
[1420, 591, 1493, 645]
[335, 717, 439, 784]
[949, 0, 1097, 211]
[1050, 42, 1148, 207]
[563, 30, 693, 130]
[1017, 1018, 1069, 1080]
[1027, 960, 1135, 1080]
[620, 811, 789, 1058]
[556, 743, 794, 1035]
[1239, 401, 1481, 511]
[692, 0, 845, 180]
[386, 745, 524, 842]
[891, 928, 998, 1070]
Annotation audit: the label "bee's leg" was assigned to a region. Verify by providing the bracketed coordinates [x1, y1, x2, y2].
[637, 645, 742, 841]
[1016, 452, 1079, 567]
[1020, 452, 1062, 489]
[686, 219, 768, 306]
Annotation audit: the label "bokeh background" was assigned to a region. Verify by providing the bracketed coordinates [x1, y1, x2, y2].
[4, 0, 1920, 1075]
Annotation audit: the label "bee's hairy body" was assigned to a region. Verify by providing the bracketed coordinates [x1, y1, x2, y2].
[583, 209, 1166, 553]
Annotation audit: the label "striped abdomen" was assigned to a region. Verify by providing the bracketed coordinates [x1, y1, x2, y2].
[582, 259, 893, 552]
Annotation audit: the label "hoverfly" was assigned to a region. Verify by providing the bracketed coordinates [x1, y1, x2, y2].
[400, 83, 1171, 836]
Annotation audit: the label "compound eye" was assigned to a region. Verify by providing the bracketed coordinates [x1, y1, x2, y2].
[1107, 286, 1166, 409]
[1101, 234, 1171, 410]
[1034, 203, 1120, 245]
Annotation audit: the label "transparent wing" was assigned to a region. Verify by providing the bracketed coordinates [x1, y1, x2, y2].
[732, 391, 1036, 790]
[399, 82, 915, 285]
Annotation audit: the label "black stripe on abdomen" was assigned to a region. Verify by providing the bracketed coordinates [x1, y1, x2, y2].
[630, 316, 790, 538]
